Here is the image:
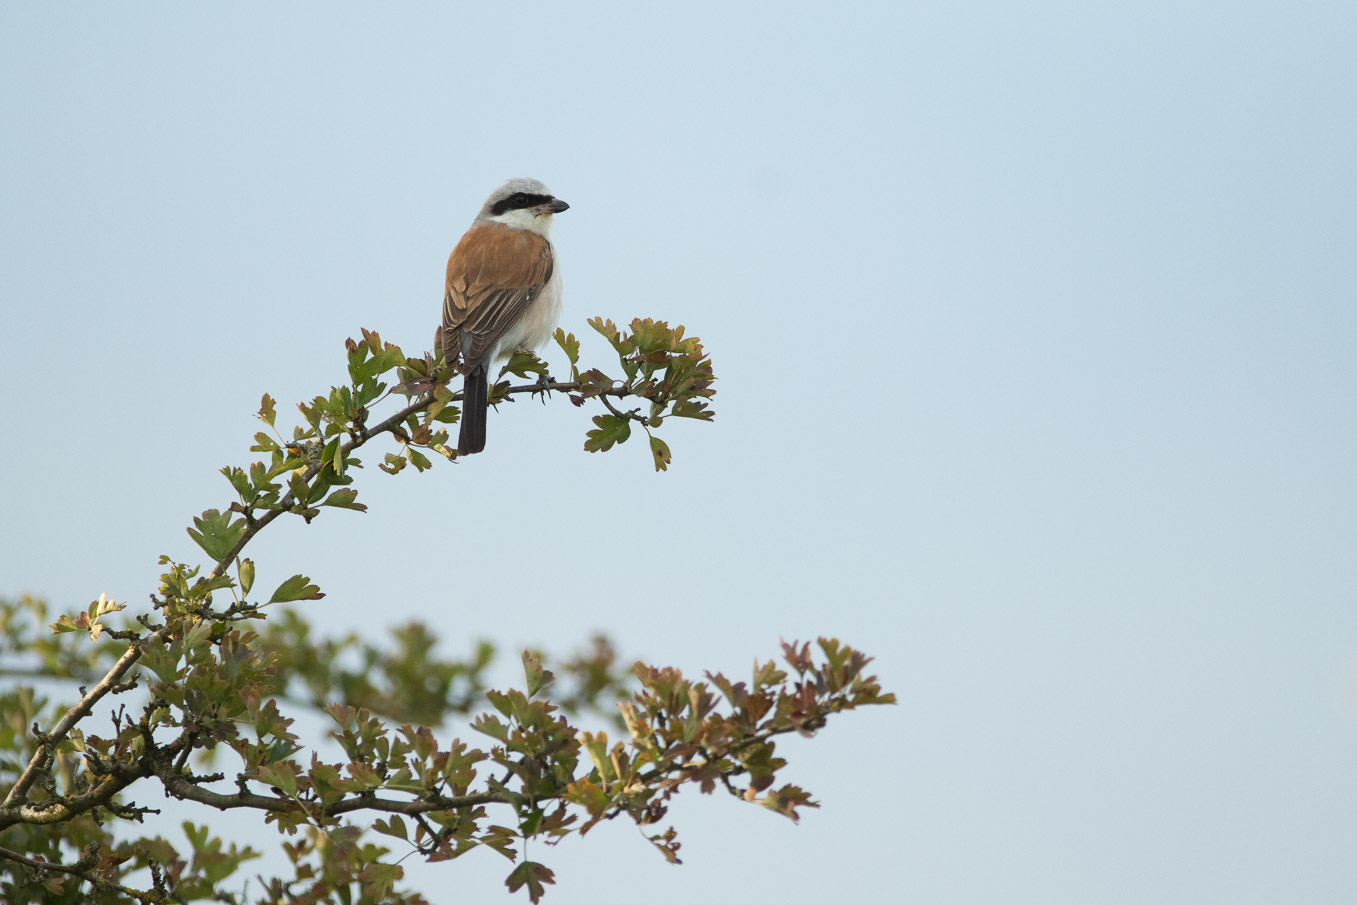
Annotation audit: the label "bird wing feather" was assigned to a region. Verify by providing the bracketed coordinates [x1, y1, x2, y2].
[441, 224, 555, 370]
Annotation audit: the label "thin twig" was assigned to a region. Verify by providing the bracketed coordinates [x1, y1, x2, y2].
[210, 378, 621, 571]
[0, 844, 160, 904]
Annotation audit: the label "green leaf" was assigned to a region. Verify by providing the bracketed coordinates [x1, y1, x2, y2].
[587, 316, 621, 349]
[584, 414, 631, 453]
[322, 488, 367, 511]
[238, 558, 255, 597]
[576, 368, 614, 398]
[647, 826, 683, 864]
[670, 397, 714, 421]
[222, 466, 252, 500]
[553, 328, 580, 368]
[268, 575, 325, 604]
[140, 641, 184, 685]
[471, 713, 509, 742]
[506, 861, 555, 904]
[321, 436, 342, 476]
[193, 573, 236, 597]
[648, 435, 672, 472]
[49, 614, 82, 634]
[255, 762, 297, 797]
[250, 431, 279, 453]
[426, 382, 454, 420]
[258, 393, 276, 426]
[371, 345, 407, 376]
[346, 761, 383, 790]
[431, 403, 461, 425]
[578, 732, 616, 783]
[522, 650, 555, 699]
[485, 689, 515, 718]
[186, 509, 246, 562]
[408, 448, 432, 471]
[753, 658, 788, 691]
[183, 621, 212, 653]
[360, 862, 404, 901]
[760, 783, 819, 822]
[505, 351, 548, 378]
[630, 318, 675, 355]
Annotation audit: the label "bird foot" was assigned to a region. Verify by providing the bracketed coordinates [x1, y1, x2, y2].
[532, 372, 555, 404]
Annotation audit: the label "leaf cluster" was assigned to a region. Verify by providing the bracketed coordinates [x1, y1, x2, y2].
[2, 590, 890, 904]
[572, 318, 715, 471]
[0, 325, 891, 905]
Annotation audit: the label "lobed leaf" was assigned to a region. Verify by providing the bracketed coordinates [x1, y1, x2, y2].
[268, 574, 325, 604]
[187, 509, 246, 562]
[506, 861, 556, 904]
[584, 414, 631, 453]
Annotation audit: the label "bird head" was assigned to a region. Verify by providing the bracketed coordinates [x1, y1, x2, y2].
[476, 177, 569, 235]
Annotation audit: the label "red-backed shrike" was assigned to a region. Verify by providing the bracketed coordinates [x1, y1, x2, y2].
[439, 178, 569, 455]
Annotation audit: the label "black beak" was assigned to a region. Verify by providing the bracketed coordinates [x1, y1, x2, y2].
[546, 198, 570, 213]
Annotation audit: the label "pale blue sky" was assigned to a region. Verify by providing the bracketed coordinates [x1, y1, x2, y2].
[2, 2, 1355, 902]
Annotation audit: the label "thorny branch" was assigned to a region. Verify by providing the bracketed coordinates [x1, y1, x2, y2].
[0, 326, 886, 905]
[213, 376, 628, 569]
[0, 374, 629, 828]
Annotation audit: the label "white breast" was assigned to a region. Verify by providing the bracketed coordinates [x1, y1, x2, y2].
[493, 245, 562, 361]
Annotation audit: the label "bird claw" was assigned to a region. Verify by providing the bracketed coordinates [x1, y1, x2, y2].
[532, 372, 554, 404]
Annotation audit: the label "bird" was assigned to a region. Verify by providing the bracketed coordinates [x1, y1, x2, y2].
[438, 178, 569, 455]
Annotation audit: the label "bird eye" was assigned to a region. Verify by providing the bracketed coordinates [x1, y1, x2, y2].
[512, 193, 529, 206]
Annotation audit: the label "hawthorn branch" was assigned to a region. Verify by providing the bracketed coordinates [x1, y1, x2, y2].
[3, 740, 171, 829]
[210, 393, 434, 573]
[0, 360, 662, 841]
[8, 714, 802, 833]
[156, 769, 505, 817]
[0, 663, 386, 730]
[157, 716, 807, 825]
[2, 375, 631, 820]
[2, 640, 160, 812]
[0, 845, 160, 905]
[211, 376, 623, 573]
[596, 392, 646, 423]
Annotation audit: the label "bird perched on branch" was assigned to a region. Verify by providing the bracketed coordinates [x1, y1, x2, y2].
[439, 177, 569, 455]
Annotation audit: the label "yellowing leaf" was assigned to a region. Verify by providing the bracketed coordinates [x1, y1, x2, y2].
[258, 393, 276, 426]
[648, 435, 671, 472]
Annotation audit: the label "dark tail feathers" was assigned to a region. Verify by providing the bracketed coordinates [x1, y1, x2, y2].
[458, 365, 489, 455]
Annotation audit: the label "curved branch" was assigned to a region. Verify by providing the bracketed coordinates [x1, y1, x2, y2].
[2, 375, 625, 820]
[211, 377, 618, 571]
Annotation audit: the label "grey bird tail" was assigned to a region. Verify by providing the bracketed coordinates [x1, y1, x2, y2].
[458, 364, 489, 455]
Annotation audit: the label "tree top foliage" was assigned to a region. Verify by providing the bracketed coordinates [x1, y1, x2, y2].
[0, 319, 892, 904]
